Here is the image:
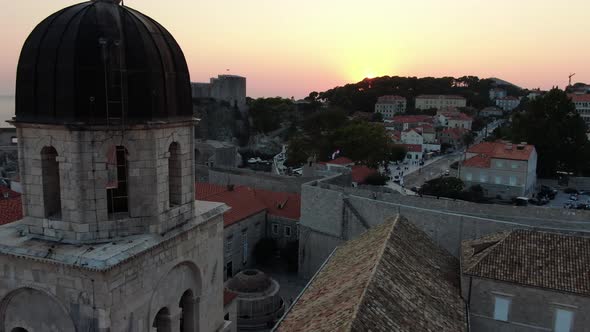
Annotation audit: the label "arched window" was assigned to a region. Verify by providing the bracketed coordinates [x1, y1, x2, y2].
[168, 142, 182, 207]
[11, 328, 28, 332]
[179, 289, 195, 332]
[153, 307, 171, 332]
[41, 146, 61, 218]
[106, 146, 129, 217]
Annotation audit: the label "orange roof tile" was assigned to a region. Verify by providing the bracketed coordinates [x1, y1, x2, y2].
[467, 141, 534, 161]
[351, 165, 378, 184]
[0, 187, 22, 226]
[569, 94, 590, 102]
[252, 189, 301, 221]
[392, 115, 433, 124]
[195, 183, 267, 227]
[462, 155, 491, 168]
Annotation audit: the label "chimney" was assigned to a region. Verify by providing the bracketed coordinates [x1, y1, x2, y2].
[2, 192, 9, 199]
[505, 143, 513, 150]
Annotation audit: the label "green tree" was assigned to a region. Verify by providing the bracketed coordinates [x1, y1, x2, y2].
[511, 88, 590, 176]
[421, 177, 465, 198]
[462, 132, 475, 147]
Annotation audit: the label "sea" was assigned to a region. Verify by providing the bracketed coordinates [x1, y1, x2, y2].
[0, 95, 14, 127]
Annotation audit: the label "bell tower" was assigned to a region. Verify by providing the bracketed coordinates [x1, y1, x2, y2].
[0, 1, 228, 331]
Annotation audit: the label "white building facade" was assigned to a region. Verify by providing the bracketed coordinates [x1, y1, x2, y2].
[569, 94, 590, 126]
[375, 95, 407, 119]
[495, 96, 520, 112]
[415, 95, 467, 110]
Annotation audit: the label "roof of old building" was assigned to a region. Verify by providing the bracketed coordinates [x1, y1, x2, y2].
[323, 157, 354, 165]
[0, 187, 22, 226]
[440, 112, 473, 121]
[195, 183, 302, 226]
[462, 155, 491, 168]
[462, 229, 590, 297]
[195, 183, 267, 227]
[377, 95, 406, 103]
[251, 189, 301, 220]
[467, 141, 535, 161]
[440, 127, 469, 140]
[16, 0, 192, 125]
[392, 115, 433, 124]
[416, 95, 466, 100]
[350, 165, 378, 184]
[399, 144, 422, 153]
[569, 93, 590, 102]
[276, 217, 467, 332]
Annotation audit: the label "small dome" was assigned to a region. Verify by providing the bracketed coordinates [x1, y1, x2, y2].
[15, 0, 192, 125]
[226, 270, 272, 293]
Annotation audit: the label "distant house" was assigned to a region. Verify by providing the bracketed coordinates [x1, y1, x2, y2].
[438, 127, 469, 149]
[390, 115, 433, 131]
[460, 141, 537, 198]
[495, 96, 520, 112]
[480, 106, 503, 118]
[527, 89, 544, 100]
[415, 95, 467, 110]
[400, 144, 423, 162]
[374, 95, 406, 119]
[437, 111, 473, 130]
[401, 129, 424, 145]
[275, 217, 467, 332]
[196, 183, 300, 279]
[568, 93, 590, 126]
[489, 88, 507, 100]
[462, 229, 590, 332]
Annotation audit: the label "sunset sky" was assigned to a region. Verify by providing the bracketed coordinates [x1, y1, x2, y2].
[0, 0, 588, 98]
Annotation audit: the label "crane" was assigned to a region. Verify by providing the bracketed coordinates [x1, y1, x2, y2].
[569, 73, 576, 87]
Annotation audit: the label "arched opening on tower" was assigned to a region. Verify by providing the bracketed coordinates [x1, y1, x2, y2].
[153, 307, 172, 332]
[41, 146, 61, 218]
[179, 289, 197, 332]
[11, 328, 28, 332]
[169, 142, 182, 207]
[106, 146, 129, 218]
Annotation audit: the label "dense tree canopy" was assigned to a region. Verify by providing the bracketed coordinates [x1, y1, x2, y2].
[248, 97, 296, 133]
[511, 88, 590, 176]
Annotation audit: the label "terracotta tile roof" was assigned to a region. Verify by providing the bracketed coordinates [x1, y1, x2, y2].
[462, 230, 590, 297]
[195, 183, 267, 227]
[569, 93, 590, 102]
[195, 183, 301, 225]
[392, 115, 433, 124]
[276, 217, 466, 332]
[442, 112, 472, 121]
[252, 189, 301, 221]
[0, 187, 22, 226]
[377, 95, 406, 103]
[462, 155, 491, 168]
[416, 94, 466, 100]
[399, 144, 422, 153]
[467, 141, 534, 161]
[351, 165, 378, 184]
[224, 289, 238, 307]
[318, 157, 354, 166]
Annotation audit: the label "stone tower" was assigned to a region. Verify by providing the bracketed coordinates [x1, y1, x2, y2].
[0, 1, 229, 331]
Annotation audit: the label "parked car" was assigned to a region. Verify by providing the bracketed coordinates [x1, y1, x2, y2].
[444, 169, 450, 176]
[539, 185, 558, 199]
[570, 195, 579, 201]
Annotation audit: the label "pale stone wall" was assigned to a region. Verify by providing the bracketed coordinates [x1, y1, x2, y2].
[223, 212, 266, 280]
[463, 277, 590, 332]
[267, 216, 298, 248]
[0, 213, 226, 332]
[16, 123, 196, 243]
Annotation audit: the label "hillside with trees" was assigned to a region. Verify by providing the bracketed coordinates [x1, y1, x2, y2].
[306, 76, 523, 113]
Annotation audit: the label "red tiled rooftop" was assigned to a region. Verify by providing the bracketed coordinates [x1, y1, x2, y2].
[196, 183, 267, 227]
[399, 144, 422, 153]
[392, 115, 433, 124]
[319, 157, 353, 166]
[351, 165, 378, 184]
[441, 112, 472, 121]
[196, 183, 301, 226]
[569, 94, 590, 102]
[441, 127, 469, 140]
[416, 94, 466, 100]
[467, 141, 534, 161]
[0, 187, 22, 226]
[252, 189, 301, 221]
[462, 155, 491, 168]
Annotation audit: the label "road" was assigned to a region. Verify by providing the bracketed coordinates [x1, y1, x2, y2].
[403, 152, 463, 188]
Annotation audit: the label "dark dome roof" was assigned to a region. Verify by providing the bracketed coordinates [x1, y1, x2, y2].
[16, 0, 193, 125]
[226, 270, 272, 293]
